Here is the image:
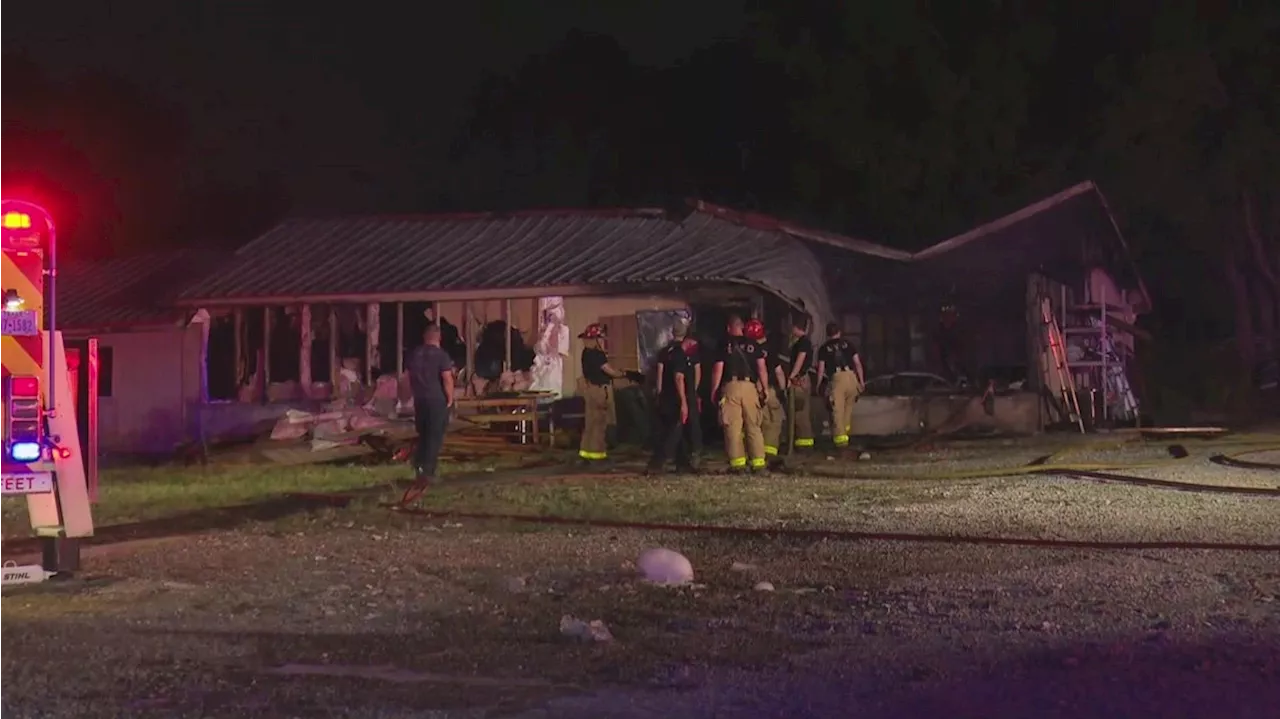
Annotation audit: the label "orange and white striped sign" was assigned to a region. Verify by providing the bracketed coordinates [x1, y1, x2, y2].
[1, 248, 45, 379]
[2, 210, 48, 477]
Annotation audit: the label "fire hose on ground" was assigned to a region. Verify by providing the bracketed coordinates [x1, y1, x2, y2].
[792, 435, 1280, 496]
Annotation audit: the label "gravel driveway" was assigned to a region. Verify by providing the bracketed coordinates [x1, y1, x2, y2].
[3, 444, 1277, 718]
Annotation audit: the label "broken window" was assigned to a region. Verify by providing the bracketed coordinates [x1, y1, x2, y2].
[377, 302, 402, 376]
[309, 303, 333, 385]
[241, 307, 267, 396]
[267, 306, 301, 383]
[334, 304, 367, 368]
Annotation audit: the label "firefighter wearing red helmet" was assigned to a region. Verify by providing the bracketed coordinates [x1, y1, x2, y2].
[710, 315, 770, 472]
[746, 319, 788, 467]
[577, 322, 643, 463]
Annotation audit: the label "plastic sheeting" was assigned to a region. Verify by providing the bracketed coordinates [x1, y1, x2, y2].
[530, 296, 569, 398]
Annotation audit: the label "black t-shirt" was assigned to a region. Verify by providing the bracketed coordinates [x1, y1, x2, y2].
[717, 335, 761, 381]
[789, 336, 814, 376]
[407, 344, 456, 402]
[581, 347, 611, 385]
[817, 338, 857, 377]
[764, 343, 784, 389]
[657, 342, 693, 401]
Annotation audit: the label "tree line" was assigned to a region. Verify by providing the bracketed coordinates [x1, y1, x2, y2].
[449, 3, 1279, 393]
[3, 2, 1277, 396]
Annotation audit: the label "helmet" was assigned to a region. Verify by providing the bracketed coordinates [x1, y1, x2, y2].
[744, 318, 766, 341]
[578, 323, 606, 340]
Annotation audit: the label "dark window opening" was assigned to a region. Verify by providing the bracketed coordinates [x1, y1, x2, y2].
[310, 304, 333, 384]
[268, 306, 301, 383]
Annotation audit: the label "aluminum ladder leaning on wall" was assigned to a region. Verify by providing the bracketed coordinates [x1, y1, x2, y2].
[1037, 295, 1086, 433]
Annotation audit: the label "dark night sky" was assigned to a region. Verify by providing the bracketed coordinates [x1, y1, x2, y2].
[3, 1, 745, 212]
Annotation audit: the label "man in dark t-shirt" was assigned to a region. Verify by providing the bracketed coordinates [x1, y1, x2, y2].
[400, 323, 456, 505]
[646, 323, 703, 474]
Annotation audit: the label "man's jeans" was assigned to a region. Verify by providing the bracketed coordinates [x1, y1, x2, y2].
[413, 397, 449, 477]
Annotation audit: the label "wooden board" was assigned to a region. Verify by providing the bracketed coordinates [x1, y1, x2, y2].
[601, 313, 640, 374]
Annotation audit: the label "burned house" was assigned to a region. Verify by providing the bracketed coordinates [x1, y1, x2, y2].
[830, 181, 1151, 432]
[62, 182, 1148, 455]
[173, 206, 896, 444]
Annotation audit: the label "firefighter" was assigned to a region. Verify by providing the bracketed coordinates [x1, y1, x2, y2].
[746, 319, 788, 468]
[815, 322, 865, 449]
[577, 323, 641, 464]
[711, 315, 770, 472]
[786, 319, 815, 450]
[646, 322, 702, 474]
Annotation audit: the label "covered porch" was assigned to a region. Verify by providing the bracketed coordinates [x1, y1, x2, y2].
[175, 205, 857, 453]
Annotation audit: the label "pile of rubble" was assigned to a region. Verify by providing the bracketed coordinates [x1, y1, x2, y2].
[268, 374, 410, 452]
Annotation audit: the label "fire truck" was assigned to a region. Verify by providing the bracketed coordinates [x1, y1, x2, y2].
[2, 199, 95, 585]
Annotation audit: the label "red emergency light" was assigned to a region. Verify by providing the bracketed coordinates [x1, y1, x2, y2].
[7, 375, 44, 462]
[11, 376, 39, 397]
[2, 211, 32, 230]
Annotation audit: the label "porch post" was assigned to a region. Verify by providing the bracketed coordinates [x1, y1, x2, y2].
[261, 306, 272, 404]
[463, 300, 475, 376]
[395, 302, 405, 374]
[504, 298, 513, 371]
[233, 307, 244, 389]
[299, 303, 312, 396]
[366, 302, 381, 384]
[328, 305, 339, 395]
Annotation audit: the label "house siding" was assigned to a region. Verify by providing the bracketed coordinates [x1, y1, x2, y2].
[96, 324, 204, 455]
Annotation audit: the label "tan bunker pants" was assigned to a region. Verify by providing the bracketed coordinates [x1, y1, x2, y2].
[720, 380, 765, 470]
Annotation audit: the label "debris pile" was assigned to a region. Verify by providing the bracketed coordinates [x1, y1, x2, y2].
[251, 373, 553, 465]
[268, 407, 403, 452]
[266, 374, 408, 452]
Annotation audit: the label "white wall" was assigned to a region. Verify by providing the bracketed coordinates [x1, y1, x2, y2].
[95, 324, 204, 455]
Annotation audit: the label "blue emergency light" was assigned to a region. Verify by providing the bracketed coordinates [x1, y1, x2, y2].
[6, 376, 43, 462]
[9, 441, 42, 463]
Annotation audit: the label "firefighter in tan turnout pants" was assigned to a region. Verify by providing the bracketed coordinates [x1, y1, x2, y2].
[576, 323, 643, 464]
[746, 318, 788, 469]
[786, 319, 816, 450]
[815, 322, 864, 449]
[711, 315, 770, 472]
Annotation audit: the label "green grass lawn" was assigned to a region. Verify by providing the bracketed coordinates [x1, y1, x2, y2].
[2, 453, 960, 540]
[0, 459, 512, 537]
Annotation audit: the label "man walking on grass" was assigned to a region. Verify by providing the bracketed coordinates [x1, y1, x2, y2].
[400, 322, 456, 505]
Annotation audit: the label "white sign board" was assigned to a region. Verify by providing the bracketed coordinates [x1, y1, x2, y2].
[1, 472, 53, 495]
[2, 563, 49, 586]
[1, 310, 40, 336]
